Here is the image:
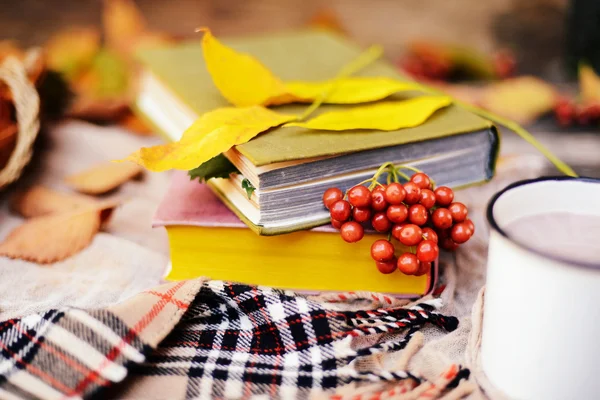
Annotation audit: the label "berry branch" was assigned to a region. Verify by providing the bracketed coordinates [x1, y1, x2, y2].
[322, 163, 474, 277]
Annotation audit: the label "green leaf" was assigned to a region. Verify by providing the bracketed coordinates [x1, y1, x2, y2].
[188, 154, 238, 182]
[241, 178, 256, 199]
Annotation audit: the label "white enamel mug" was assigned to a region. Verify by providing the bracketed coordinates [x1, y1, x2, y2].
[482, 177, 600, 400]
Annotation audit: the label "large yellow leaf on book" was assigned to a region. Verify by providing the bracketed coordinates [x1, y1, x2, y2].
[200, 28, 296, 107]
[201, 29, 421, 107]
[121, 106, 296, 171]
[284, 77, 423, 104]
[286, 96, 452, 131]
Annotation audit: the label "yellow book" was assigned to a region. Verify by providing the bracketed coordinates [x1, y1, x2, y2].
[154, 172, 437, 297]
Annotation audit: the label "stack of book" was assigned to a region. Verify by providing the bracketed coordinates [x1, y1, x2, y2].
[137, 30, 499, 297]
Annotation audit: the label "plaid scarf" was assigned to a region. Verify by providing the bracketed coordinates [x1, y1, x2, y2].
[0, 280, 468, 400]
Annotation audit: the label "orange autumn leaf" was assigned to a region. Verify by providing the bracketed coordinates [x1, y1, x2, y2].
[119, 111, 153, 135]
[120, 106, 297, 172]
[65, 162, 143, 195]
[11, 186, 96, 218]
[0, 212, 100, 264]
[308, 9, 347, 35]
[0, 199, 119, 264]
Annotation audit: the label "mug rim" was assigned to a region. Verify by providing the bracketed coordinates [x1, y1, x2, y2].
[486, 176, 600, 270]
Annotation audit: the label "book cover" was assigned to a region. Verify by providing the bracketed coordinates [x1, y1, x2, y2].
[136, 30, 496, 165]
[154, 171, 437, 297]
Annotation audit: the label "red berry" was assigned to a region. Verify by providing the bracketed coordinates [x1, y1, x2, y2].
[331, 219, 343, 229]
[372, 212, 392, 232]
[448, 202, 468, 223]
[376, 258, 398, 274]
[386, 204, 408, 224]
[451, 222, 473, 244]
[422, 227, 438, 244]
[465, 219, 475, 234]
[415, 261, 431, 276]
[554, 98, 575, 127]
[440, 237, 459, 251]
[330, 200, 351, 222]
[403, 182, 421, 205]
[410, 172, 431, 189]
[340, 221, 364, 243]
[373, 185, 386, 193]
[434, 186, 454, 206]
[323, 188, 343, 209]
[398, 224, 423, 246]
[397, 253, 419, 275]
[419, 189, 436, 209]
[391, 223, 406, 241]
[408, 204, 428, 226]
[371, 239, 396, 262]
[352, 207, 372, 223]
[384, 183, 406, 205]
[432, 208, 453, 229]
[348, 185, 372, 208]
[371, 187, 388, 211]
[416, 240, 439, 262]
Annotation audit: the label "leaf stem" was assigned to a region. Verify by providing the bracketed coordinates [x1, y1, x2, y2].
[459, 102, 578, 177]
[299, 45, 383, 121]
[416, 84, 578, 178]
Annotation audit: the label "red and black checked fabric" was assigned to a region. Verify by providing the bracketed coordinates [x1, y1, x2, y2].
[132, 281, 461, 399]
[0, 280, 464, 399]
[0, 308, 147, 400]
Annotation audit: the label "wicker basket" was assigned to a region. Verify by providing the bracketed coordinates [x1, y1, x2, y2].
[0, 50, 41, 189]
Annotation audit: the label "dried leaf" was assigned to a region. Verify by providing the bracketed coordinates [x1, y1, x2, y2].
[45, 27, 100, 80]
[480, 76, 557, 125]
[103, 0, 147, 56]
[199, 28, 293, 107]
[10, 186, 96, 218]
[0, 211, 100, 264]
[65, 162, 143, 195]
[73, 49, 129, 99]
[579, 64, 600, 105]
[68, 49, 130, 120]
[284, 77, 422, 104]
[119, 111, 153, 135]
[286, 96, 451, 131]
[308, 9, 346, 35]
[121, 106, 297, 172]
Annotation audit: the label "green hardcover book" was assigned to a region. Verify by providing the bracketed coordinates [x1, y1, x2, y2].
[135, 30, 499, 235]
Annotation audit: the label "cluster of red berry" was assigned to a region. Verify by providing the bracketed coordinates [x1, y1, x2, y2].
[398, 49, 516, 82]
[322, 171, 474, 276]
[554, 98, 600, 127]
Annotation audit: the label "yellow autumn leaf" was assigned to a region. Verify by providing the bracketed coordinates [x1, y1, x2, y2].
[200, 28, 413, 107]
[479, 76, 557, 125]
[120, 106, 296, 172]
[103, 0, 147, 56]
[199, 28, 294, 107]
[286, 96, 452, 131]
[579, 64, 600, 105]
[45, 27, 100, 80]
[284, 77, 423, 104]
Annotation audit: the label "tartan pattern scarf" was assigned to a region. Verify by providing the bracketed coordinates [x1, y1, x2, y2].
[0, 279, 468, 400]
